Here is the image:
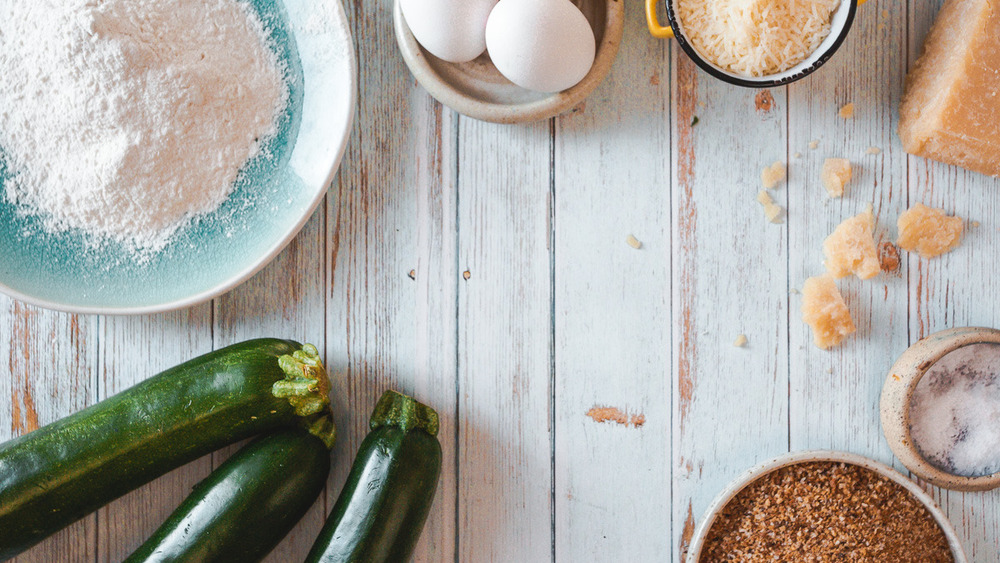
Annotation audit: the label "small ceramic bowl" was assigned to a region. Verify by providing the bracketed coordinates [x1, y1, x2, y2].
[393, 0, 623, 124]
[645, 0, 859, 87]
[686, 450, 967, 562]
[880, 327, 1000, 491]
[0, 0, 357, 314]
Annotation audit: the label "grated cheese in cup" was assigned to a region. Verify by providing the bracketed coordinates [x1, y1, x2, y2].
[677, 0, 842, 77]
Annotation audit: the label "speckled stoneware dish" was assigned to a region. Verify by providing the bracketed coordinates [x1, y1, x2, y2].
[0, 0, 356, 314]
[393, 0, 623, 124]
[645, 0, 858, 87]
[880, 327, 1000, 491]
[685, 450, 967, 563]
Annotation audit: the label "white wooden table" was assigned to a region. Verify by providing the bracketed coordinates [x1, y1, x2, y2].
[3, 0, 999, 561]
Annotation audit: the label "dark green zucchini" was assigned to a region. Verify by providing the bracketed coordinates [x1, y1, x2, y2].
[125, 428, 331, 563]
[0, 338, 335, 559]
[305, 390, 442, 563]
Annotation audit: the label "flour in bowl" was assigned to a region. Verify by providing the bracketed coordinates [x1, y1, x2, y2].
[0, 0, 288, 253]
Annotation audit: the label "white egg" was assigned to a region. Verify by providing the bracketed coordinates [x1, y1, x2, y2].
[400, 0, 498, 63]
[485, 0, 596, 93]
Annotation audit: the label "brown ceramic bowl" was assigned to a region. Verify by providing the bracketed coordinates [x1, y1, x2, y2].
[880, 327, 1000, 491]
[393, 0, 623, 124]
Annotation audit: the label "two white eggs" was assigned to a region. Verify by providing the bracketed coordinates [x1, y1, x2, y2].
[399, 0, 597, 93]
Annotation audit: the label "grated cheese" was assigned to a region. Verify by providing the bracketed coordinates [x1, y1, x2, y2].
[677, 0, 841, 77]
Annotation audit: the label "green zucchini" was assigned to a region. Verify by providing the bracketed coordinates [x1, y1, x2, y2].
[0, 338, 335, 559]
[305, 390, 442, 563]
[125, 428, 331, 563]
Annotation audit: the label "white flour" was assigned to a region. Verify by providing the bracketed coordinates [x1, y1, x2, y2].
[0, 0, 288, 253]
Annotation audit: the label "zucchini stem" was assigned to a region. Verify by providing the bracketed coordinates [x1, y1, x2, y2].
[370, 390, 439, 437]
[273, 344, 336, 448]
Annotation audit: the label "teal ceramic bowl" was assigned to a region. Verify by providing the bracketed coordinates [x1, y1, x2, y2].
[0, 0, 356, 314]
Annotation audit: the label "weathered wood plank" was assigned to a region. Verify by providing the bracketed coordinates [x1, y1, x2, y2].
[213, 207, 328, 563]
[786, 0, 908, 462]
[456, 118, 553, 562]
[670, 56, 790, 560]
[95, 308, 213, 562]
[552, 3, 671, 559]
[1, 301, 98, 562]
[327, 1, 459, 561]
[908, 1, 1000, 560]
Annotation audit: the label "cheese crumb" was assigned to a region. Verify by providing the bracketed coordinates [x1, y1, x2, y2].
[761, 161, 786, 189]
[866, 147, 882, 155]
[808, 140, 820, 150]
[801, 275, 856, 350]
[839, 103, 855, 118]
[733, 334, 748, 347]
[756, 190, 784, 223]
[823, 210, 880, 280]
[897, 203, 964, 258]
[626, 234, 642, 249]
[794, 152, 802, 159]
[821, 158, 852, 198]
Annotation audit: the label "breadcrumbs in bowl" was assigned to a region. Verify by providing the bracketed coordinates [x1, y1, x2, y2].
[686, 450, 966, 562]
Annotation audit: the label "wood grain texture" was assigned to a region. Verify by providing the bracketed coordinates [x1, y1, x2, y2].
[1, 301, 98, 562]
[328, 0, 459, 560]
[670, 54, 791, 562]
[4, 0, 1000, 561]
[787, 0, 908, 461]
[456, 117, 553, 562]
[908, 0, 1000, 559]
[553, 4, 671, 559]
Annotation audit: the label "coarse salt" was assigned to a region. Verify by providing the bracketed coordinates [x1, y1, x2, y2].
[909, 342, 1000, 477]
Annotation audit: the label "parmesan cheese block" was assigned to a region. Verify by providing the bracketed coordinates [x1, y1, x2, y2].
[897, 203, 964, 258]
[801, 275, 856, 350]
[821, 158, 852, 198]
[823, 210, 880, 280]
[899, 0, 1000, 176]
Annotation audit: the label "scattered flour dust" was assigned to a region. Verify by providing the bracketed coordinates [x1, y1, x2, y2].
[0, 0, 288, 255]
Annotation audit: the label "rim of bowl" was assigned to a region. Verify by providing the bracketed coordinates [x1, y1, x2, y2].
[880, 327, 1000, 491]
[0, 6, 358, 316]
[664, 0, 858, 88]
[685, 450, 968, 563]
[392, 0, 624, 124]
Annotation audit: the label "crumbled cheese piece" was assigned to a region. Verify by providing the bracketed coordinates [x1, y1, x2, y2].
[761, 161, 786, 189]
[897, 203, 964, 258]
[793, 152, 803, 159]
[866, 146, 882, 155]
[821, 158, 852, 198]
[733, 334, 748, 347]
[899, 0, 1000, 177]
[823, 210, 881, 279]
[626, 234, 642, 249]
[801, 275, 856, 350]
[808, 140, 820, 150]
[972, 221, 981, 228]
[839, 103, 855, 118]
[756, 190, 784, 223]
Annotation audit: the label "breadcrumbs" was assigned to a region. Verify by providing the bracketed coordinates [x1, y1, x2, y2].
[838, 102, 855, 118]
[701, 462, 954, 562]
